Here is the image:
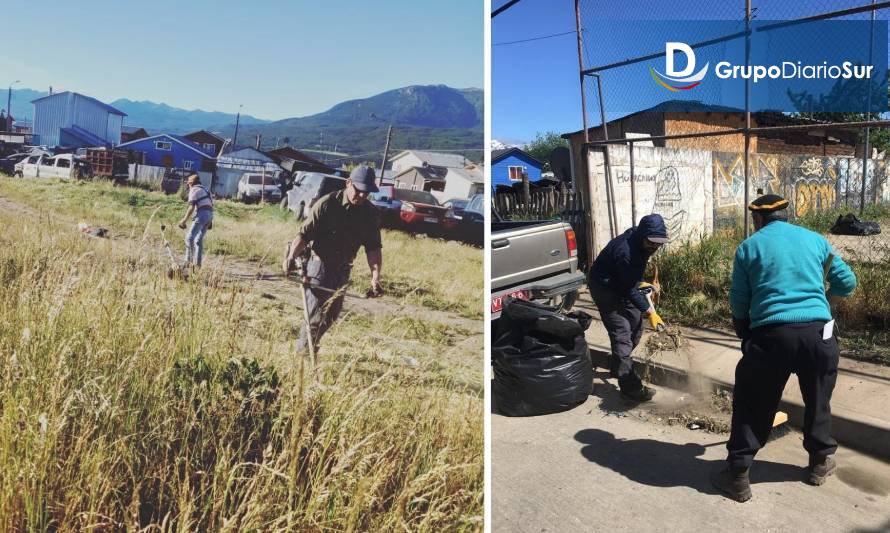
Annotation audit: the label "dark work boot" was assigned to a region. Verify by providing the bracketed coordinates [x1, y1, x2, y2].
[609, 355, 620, 379]
[806, 455, 836, 486]
[620, 383, 656, 402]
[711, 466, 752, 502]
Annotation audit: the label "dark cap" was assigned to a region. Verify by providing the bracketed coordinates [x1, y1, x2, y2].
[639, 213, 669, 244]
[748, 194, 789, 213]
[349, 165, 379, 193]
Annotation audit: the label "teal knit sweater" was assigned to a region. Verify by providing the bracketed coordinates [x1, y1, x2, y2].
[730, 221, 857, 328]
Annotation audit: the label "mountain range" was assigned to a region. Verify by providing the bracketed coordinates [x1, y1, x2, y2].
[6, 85, 482, 161]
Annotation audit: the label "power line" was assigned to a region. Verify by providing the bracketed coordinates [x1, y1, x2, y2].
[492, 0, 523, 18]
[493, 29, 579, 47]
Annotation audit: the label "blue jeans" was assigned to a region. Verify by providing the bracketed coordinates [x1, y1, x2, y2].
[185, 208, 213, 266]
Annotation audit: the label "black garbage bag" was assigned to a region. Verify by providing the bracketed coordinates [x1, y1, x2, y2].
[492, 298, 593, 417]
[830, 213, 881, 236]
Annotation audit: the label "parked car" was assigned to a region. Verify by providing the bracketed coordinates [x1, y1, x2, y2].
[0, 153, 31, 175]
[283, 171, 347, 219]
[447, 193, 483, 245]
[369, 185, 402, 226]
[390, 188, 448, 234]
[15, 153, 92, 180]
[442, 198, 469, 219]
[237, 173, 283, 203]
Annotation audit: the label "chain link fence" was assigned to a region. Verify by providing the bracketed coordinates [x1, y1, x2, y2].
[563, 0, 890, 364]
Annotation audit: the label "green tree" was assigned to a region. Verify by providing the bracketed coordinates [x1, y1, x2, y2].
[788, 73, 890, 155]
[524, 131, 569, 172]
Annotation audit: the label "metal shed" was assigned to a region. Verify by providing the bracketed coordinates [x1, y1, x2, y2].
[31, 92, 125, 148]
[215, 147, 283, 198]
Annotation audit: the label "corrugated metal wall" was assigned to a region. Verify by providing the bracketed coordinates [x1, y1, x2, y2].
[33, 93, 72, 147]
[33, 93, 123, 147]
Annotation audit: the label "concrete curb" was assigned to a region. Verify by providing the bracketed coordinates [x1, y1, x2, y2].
[588, 347, 890, 461]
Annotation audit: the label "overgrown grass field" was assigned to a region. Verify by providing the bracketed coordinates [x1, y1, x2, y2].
[0, 178, 483, 530]
[0, 178, 483, 320]
[652, 206, 890, 365]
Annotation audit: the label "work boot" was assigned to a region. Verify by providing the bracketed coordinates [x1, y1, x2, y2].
[711, 466, 752, 502]
[609, 355, 620, 379]
[806, 455, 836, 486]
[620, 384, 656, 402]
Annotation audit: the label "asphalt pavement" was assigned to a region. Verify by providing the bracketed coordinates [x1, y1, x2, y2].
[492, 381, 890, 533]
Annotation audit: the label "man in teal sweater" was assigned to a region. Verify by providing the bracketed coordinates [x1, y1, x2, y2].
[712, 194, 857, 503]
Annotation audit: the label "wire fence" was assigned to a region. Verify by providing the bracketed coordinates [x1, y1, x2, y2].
[566, 0, 890, 363]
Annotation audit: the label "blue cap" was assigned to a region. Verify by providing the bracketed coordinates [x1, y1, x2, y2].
[349, 165, 379, 193]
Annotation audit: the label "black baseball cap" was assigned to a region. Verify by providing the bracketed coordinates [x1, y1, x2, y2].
[349, 166, 380, 193]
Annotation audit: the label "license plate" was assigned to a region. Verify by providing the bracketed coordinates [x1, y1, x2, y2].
[491, 289, 530, 314]
[424, 217, 438, 223]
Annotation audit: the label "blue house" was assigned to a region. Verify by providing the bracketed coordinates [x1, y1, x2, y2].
[32, 91, 126, 148]
[491, 147, 544, 190]
[117, 134, 216, 172]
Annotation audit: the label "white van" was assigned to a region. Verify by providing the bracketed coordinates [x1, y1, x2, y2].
[15, 154, 92, 180]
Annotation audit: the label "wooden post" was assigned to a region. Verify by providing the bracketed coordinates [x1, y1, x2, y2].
[521, 172, 531, 208]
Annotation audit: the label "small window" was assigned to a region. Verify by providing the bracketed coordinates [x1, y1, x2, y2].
[55, 158, 70, 168]
[28, 156, 39, 164]
[155, 140, 172, 151]
[183, 160, 193, 170]
[203, 143, 215, 151]
[508, 165, 526, 181]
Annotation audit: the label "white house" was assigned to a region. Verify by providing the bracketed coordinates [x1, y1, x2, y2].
[442, 166, 484, 200]
[389, 150, 469, 175]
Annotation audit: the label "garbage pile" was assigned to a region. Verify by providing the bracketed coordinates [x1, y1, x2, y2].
[492, 298, 593, 417]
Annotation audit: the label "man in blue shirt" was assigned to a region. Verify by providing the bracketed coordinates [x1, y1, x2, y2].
[712, 194, 857, 502]
[588, 213, 668, 402]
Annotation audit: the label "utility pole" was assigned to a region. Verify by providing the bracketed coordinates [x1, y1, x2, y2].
[255, 133, 261, 150]
[378, 125, 393, 185]
[7, 80, 20, 131]
[232, 104, 243, 148]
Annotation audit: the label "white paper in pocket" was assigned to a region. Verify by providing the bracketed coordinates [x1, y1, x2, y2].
[823, 319, 835, 340]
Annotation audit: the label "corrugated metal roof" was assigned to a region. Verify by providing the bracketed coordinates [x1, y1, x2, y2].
[390, 150, 467, 168]
[61, 125, 107, 147]
[221, 147, 276, 164]
[31, 91, 127, 117]
[448, 167, 484, 184]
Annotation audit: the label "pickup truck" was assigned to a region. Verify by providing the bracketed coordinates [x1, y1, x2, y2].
[491, 217, 587, 321]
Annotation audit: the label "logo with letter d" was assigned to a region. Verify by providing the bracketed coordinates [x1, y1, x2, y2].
[651, 42, 709, 91]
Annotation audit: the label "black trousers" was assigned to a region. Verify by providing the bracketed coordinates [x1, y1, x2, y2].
[589, 281, 645, 391]
[727, 321, 839, 469]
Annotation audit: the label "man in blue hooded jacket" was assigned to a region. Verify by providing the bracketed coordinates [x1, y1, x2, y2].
[588, 213, 668, 401]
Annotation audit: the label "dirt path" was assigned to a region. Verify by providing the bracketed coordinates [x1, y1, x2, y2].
[0, 193, 481, 333]
[215, 255, 480, 331]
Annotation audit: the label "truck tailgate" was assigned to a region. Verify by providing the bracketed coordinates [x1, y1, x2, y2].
[491, 222, 575, 289]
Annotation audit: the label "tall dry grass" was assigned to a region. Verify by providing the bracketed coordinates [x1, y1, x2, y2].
[0, 198, 482, 529]
[0, 178, 483, 319]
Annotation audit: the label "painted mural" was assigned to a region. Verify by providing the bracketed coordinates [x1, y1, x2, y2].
[587, 145, 713, 253]
[586, 144, 889, 255]
[712, 152, 783, 227]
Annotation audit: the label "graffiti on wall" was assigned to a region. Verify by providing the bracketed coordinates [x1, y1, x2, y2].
[712, 153, 782, 227]
[790, 156, 837, 218]
[587, 145, 713, 254]
[652, 166, 688, 238]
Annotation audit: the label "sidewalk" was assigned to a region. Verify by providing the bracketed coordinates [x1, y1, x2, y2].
[573, 294, 890, 460]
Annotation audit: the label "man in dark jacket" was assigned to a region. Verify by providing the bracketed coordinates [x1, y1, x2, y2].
[588, 214, 668, 401]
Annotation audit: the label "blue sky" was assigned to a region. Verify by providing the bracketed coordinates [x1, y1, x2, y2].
[2, 0, 483, 121]
[493, 0, 890, 144]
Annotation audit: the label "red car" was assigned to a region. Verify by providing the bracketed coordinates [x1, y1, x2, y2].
[392, 188, 448, 233]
